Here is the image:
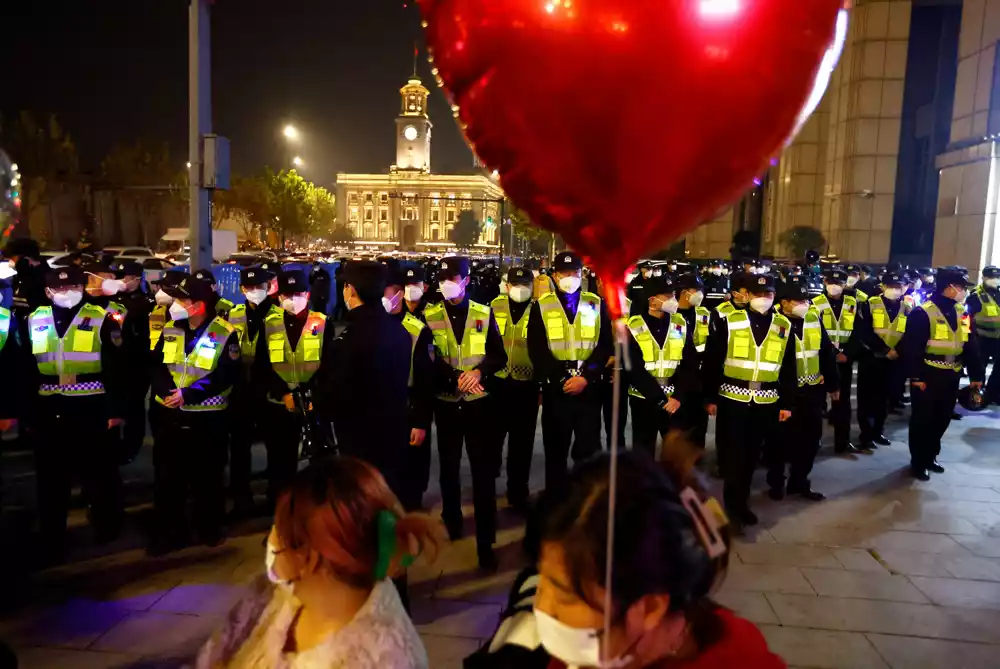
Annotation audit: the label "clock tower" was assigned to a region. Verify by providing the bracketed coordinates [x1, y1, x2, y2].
[394, 75, 432, 173]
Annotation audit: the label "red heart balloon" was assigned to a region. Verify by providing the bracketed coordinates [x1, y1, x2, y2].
[420, 0, 844, 316]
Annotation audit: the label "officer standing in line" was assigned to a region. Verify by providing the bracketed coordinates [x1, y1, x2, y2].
[490, 267, 538, 515]
[676, 272, 711, 448]
[149, 275, 239, 553]
[225, 266, 277, 516]
[704, 273, 797, 532]
[703, 259, 729, 311]
[966, 266, 1000, 405]
[402, 265, 430, 319]
[901, 269, 985, 480]
[528, 251, 611, 493]
[856, 271, 910, 450]
[148, 272, 189, 351]
[23, 266, 126, 558]
[112, 260, 153, 463]
[424, 257, 507, 570]
[812, 269, 865, 454]
[625, 274, 698, 455]
[83, 261, 129, 322]
[713, 270, 750, 321]
[626, 261, 652, 314]
[857, 265, 880, 297]
[383, 266, 435, 512]
[193, 268, 235, 320]
[844, 264, 870, 302]
[5, 238, 47, 334]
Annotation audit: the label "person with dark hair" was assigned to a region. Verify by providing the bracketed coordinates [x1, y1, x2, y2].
[109, 259, 152, 463]
[193, 268, 234, 320]
[401, 265, 430, 319]
[4, 237, 47, 333]
[966, 265, 1000, 404]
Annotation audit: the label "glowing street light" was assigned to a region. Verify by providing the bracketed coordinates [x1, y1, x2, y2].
[283, 124, 299, 141]
[186, 161, 192, 169]
[292, 156, 304, 167]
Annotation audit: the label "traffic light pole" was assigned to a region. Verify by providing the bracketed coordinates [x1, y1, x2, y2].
[188, 0, 213, 270]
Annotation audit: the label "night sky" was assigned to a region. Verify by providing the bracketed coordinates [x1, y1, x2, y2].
[3, 0, 477, 184]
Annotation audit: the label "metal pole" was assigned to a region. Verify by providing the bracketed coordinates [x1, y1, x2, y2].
[189, 0, 213, 270]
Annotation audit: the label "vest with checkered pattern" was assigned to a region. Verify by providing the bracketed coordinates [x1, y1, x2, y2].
[721, 310, 791, 404]
[424, 300, 491, 402]
[627, 313, 685, 400]
[973, 287, 1000, 339]
[30, 304, 108, 397]
[491, 295, 533, 382]
[537, 291, 601, 362]
[264, 308, 326, 390]
[157, 317, 235, 411]
[921, 301, 968, 372]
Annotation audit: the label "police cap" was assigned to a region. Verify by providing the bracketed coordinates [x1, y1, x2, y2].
[45, 265, 86, 289]
[748, 273, 777, 293]
[438, 256, 470, 280]
[159, 270, 189, 288]
[553, 251, 583, 272]
[165, 276, 215, 303]
[193, 268, 217, 284]
[643, 275, 677, 297]
[506, 267, 533, 286]
[403, 266, 426, 285]
[277, 269, 310, 294]
[983, 266, 1000, 279]
[824, 269, 848, 283]
[240, 266, 275, 287]
[112, 260, 144, 278]
[845, 264, 861, 275]
[676, 272, 705, 291]
[935, 268, 974, 292]
[779, 276, 810, 301]
[880, 271, 905, 286]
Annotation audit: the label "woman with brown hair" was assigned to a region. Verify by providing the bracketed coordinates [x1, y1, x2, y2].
[192, 456, 444, 669]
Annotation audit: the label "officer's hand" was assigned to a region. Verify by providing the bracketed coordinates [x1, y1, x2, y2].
[458, 369, 482, 393]
[283, 393, 296, 412]
[779, 410, 792, 422]
[971, 381, 984, 390]
[0, 419, 16, 432]
[562, 376, 588, 395]
[410, 428, 427, 446]
[108, 418, 124, 429]
[705, 403, 717, 417]
[886, 349, 899, 360]
[163, 389, 186, 408]
[665, 397, 681, 414]
[829, 391, 840, 402]
[912, 380, 928, 391]
[836, 353, 848, 364]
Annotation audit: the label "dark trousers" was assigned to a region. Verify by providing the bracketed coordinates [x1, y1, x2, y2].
[435, 397, 499, 556]
[982, 338, 1000, 402]
[602, 369, 628, 450]
[629, 395, 673, 457]
[262, 403, 301, 507]
[121, 377, 149, 463]
[152, 414, 228, 541]
[717, 398, 778, 514]
[228, 386, 259, 502]
[496, 379, 540, 505]
[400, 423, 432, 512]
[541, 383, 602, 492]
[858, 355, 895, 441]
[34, 404, 123, 547]
[676, 390, 709, 449]
[830, 359, 855, 445]
[909, 368, 961, 469]
[767, 386, 823, 491]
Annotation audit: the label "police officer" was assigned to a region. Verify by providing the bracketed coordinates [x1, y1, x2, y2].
[844, 264, 870, 302]
[112, 260, 153, 463]
[703, 259, 729, 311]
[625, 274, 698, 455]
[425, 257, 507, 569]
[402, 265, 429, 319]
[902, 269, 985, 480]
[857, 265, 880, 297]
[856, 271, 910, 450]
[676, 272, 711, 447]
[768, 277, 838, 501]
[813, 269, 865, 454]
[193, 268, 235, 320]
[383, 265, 434, 511]
[714, 270, 750, 321]
[627, 261, 652, 314]
[148, 271, 189, 351]
[491, 267, 538, 514]
[5, 238, 47, 333]
[966, 266, 1000, 404]
[225, 266, 277, 515]
[24, 266, 126, 557]
[528, 251, 611, 493]
[704, 273, 797, 531]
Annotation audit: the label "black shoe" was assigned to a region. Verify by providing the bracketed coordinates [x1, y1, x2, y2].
[445, 520, 464, 542]
[872, 434, 892, 446]
[860, 439, 878, 451]
[951, 412, 963, 421]
[835, 442, 864, 455]
[742, 509, 759, 526]
[478, 549, 499, 573]
[910, 467, 931, 482]
[768, 487, 785, 501]
[790, 488, 826, 501]
[928, 462, 946, 474]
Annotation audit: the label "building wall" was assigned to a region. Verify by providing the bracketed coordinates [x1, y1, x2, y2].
[683, 207, 736, 260]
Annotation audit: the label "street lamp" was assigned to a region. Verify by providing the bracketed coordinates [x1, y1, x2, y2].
[292, 156, 304, 168]
[283, 124, 299, 141]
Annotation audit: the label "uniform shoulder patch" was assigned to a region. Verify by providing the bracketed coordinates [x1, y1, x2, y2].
[110, 330, 123, 347]
[228, 341, 241, 360]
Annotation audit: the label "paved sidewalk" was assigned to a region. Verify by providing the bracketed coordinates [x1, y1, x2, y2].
[3, 402, 1000, 668]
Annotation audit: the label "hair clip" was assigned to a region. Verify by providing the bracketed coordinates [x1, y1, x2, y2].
[679, 488, 728, 560]
[374, 510, 416, 581]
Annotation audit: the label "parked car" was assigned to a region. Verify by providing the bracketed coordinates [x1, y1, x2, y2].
[103, 246, 155, 258]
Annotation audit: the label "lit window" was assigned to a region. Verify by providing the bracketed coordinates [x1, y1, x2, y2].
[349, 207, 359, 223]
[380, 193, 388, 203]
[348, 193, 359, 205]
[447, 210, 456, 223]
[431, 210, 440, 223]
[364, 193, 373, 203]
[380, 208, 388, 222]
[364, 208, 373, 222]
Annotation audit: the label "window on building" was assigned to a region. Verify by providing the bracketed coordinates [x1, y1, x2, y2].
[380, 208, 388, 222]
[363, 223, 374, 238]
[364, 208, 373, 222]
[379, 222, 389, 240]
[364, 193, 374, 203]
[349, 193, 359, 205]
[430, 225, 440, 241]
[447, 210, 456, 223]
[349, 207, 359, 223]
[446, 224, 454, 236]
[380, 193, 389, 204]
[403, 207, 417, 221]
[431, 210, 440, 223]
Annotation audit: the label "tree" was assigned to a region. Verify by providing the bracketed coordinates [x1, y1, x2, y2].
[779, 226, 826, 260]
[214, 175, 270, 245]
[509, 203, 556, 257]
[451, 209, 482, 248]
[307, 185, 337, 238]
[265, 168, 315, 245]
[329, 224, 356, 247]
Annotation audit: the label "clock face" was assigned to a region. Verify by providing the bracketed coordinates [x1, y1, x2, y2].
[404, 125, 418, 141]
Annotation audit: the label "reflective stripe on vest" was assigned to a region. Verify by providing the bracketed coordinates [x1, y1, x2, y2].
[812, 294, 857, 346]
[0, 306, 10, 353]
[795, 311, 822, 387]
[627, 313, 685, 399]
[492, 295, 533, 381]
[264, 308, 326, 389]
[721, 310, 791, 404]
[149, 306, 167, 350]
[401, 312, 426, 387]
[921, 301, 968, 371]
[974, 287, 1000, 339]
[693, 306, 710, 353]
[537, 291, 601, 361]
[157, 317, 235, 411]
[869, 296, 909, 349]
[30, 304, 108, 396]
[424, 300, 491, 402]
[228, 303, 259, 361]
[716, 302, 736, 317]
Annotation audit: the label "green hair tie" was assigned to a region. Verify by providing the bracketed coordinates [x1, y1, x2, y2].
[374, 510, 416, 580]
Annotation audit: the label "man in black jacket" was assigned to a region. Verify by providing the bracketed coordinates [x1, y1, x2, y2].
[112, 260, 153, 463]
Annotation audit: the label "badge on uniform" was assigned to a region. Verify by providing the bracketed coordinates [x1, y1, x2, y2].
[475, 319, 484, 333]
[228, 342, 241, 360]
[778, 326, 786, 339]
[110, 330, 123, 347]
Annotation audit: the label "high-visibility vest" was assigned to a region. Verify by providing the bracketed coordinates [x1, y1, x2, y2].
[852, 288, 870, 303]
[537, 291, 601, 362]
[216, 297, 234, 320]
[157, 316, 235, 411]
[0, 306, 10, 352]
[264, 308, 326, 392]
[627, 313, 686, 399]
[693, 306, 710, 353]
[29, 304, 108, 397]
[921, 301, 969, 372]
[720, 310, 791, 404]
[424, 300, 491, 402]
[812, 294, 857, 347]
[227, 303, 261, 361]
[795, 310, 822, 388]
[491, 295, 533, 382]
[869, 296, 910, 349]
[401, 312, 426, 388]
[716, 301, 736, 317]
[149, 306, 167, 350]
[973, 287, 1000, 339]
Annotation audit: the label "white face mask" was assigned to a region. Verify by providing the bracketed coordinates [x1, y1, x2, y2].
[101, 278, 124, 296]
[790, 302, 811, 318]
[913, 279, 923, 291]
[846, 276, 859, 287]
[985, 278, 999, 289]
[404, 285, 424, 302]
[687, 291, 705, 307]
[244, 288, 267, 305]
[882, 287, 902, 301]
[0, 263, 17, 280]
[154, 289, 174, 307]
[954, 289, 968, 304]
[509, 285, 533, 303]
[710, 268, 722, 276]
[557, 276, 582, 293]
[439, 279, 465, 301]
[750, 296, 774, 314]
[652, 269, 662, 277]
[282, 294, 309, 314]
[658, 297, 679, 314]
[169, 302, 190, 321]
[534, 608, 634, 669]
[51, 290, 83, 309]
[265, 543, 293, 591]
[382, 291, 402, 313]
[826, 284, 843, 297]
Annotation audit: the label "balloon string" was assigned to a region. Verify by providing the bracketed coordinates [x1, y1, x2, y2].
[603, 317, 627, 663]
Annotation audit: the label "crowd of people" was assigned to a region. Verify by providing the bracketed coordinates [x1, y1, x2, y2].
[1, 235, 998, 667]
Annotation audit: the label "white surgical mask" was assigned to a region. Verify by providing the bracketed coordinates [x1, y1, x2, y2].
[154, 289, 174, 307]
[534, 608, 634, 669]
[846, 276, 859, 287]
[101, 278, 124, 296]
[169, 302, 190, 321]
[913, 279, 923, 291]
[954, 289, 968, 304]
[659, 297, 679, 314]
[282, 295, 309, 314]
[0, 263, 17, 280]
[439, 280, 464, 301]
[557, 276, 581, 293]
[882, 287, 902, 301]
[687, 291, 705, 307]
[265, 543, 293, 591]
[711, 268, 722, 276]
[791, 302, 811, 318]
[826, 284, 843, 297]
[382, 292, 402, 313]
[509, 285, 533, 303]
[404, 285, 424, 302]
[985, 278, 999, 289]
[750, 296, 774, 314]
[652, 269, 662, 277]
[51, 290, 83, 309]
[244, 288, 267, 305]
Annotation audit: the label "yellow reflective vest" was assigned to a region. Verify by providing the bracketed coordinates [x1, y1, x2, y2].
[425, 300, 491, 402]
[264, 307, 326, 391]
[812, 294, 857, 348]
[869, 296, 909, 349]
[491, 295, 533, 382]
[973, 287, 1000, 339]
[157, 316, 235, 411]
[627, 313, 686, 399]
[29, 304, 108, 397]
[537, 291, 601, 362]
[720, 310, 791, 404]
[921, 301, 969, 371]
[401, 311, 426, 387]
